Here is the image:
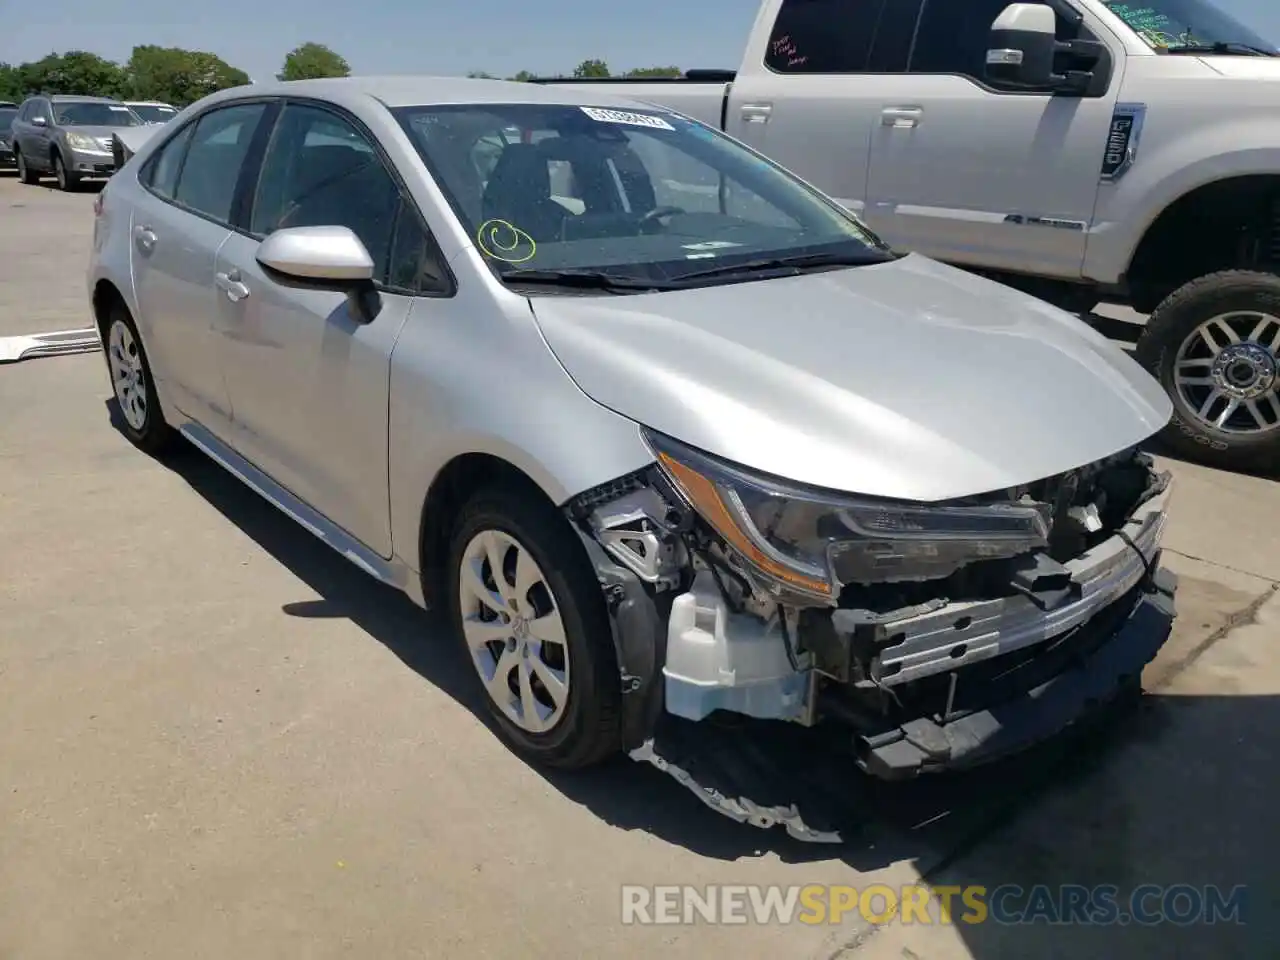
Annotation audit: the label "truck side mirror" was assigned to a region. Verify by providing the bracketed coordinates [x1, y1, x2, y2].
[986, 3, 1059, 87]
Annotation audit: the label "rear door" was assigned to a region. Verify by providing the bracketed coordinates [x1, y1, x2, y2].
[129, 101, 274, 433]
[723, 0, 917, 218]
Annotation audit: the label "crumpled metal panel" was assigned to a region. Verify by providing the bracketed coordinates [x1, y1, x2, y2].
[0, 329, 102, 364]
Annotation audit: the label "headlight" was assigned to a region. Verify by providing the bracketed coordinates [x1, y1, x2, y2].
[645, 430, 1051, 602]
[65, 132, 98, 150]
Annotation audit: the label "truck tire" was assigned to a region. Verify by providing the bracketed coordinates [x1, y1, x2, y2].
[1135, 270, 1280, 472]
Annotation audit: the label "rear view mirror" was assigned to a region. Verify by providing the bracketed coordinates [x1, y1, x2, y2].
[986, 3, 1059, 87]
[32, 116, 47, 127]
[256, 225, 374, 284]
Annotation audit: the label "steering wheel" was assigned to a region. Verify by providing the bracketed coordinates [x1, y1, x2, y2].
[636, 205, 687, 232]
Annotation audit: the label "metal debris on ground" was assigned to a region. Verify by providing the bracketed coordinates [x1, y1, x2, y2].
[0, 329, 102, 364]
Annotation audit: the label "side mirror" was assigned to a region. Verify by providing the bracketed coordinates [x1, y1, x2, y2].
[986, 3, 1060, 87]
[256, 225, 374, 284]
[31, 115, 47, 127]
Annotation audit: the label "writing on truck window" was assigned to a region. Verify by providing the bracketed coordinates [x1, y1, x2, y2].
[1105, 4, 1180, 46]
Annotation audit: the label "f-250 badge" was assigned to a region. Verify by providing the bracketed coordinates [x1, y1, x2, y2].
[1100, 103, 1147, 182]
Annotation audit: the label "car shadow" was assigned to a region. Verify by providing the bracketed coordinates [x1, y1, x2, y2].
[912, 691, 1277, 959]
[107, 399, 1218, 881]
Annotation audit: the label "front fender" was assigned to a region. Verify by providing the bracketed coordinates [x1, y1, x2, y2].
[1084, 121, 1280, 284]
[386, 287, 656, 572]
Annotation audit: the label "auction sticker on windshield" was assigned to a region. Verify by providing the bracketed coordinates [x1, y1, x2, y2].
[580, 106, 674, 130]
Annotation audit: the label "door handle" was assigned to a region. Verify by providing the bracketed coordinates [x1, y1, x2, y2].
[215, 270, 250, 302]
[740, 103, 773, 124]
[881, 107, 923, 128]
[133, 225, 157, 254]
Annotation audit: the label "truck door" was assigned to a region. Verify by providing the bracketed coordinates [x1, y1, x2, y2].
[724, 0, 906, 220]
[862, 0, 1123, 280]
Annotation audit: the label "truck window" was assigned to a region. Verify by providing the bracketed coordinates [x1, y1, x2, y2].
[909, 0, 1022, 78]
[765, 0, 883, 73]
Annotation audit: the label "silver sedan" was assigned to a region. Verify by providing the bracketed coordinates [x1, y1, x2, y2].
[88, 76, 1177, 836]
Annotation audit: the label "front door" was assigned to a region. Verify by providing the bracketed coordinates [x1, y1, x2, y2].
[215, 101, 427, 557]
[863, 0, 1121, 279]
[128, 102, 271, 433]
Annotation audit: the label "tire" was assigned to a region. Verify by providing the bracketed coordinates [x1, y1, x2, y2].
[446, 485, 622, 770]
[15, 149, 38, 184]
[53, 151, 79, 192]
[1135, 270, 1280, 472]
[102, 304, 174, 455]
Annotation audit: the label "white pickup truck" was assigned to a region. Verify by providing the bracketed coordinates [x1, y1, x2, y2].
[540, 0, 1280, 472]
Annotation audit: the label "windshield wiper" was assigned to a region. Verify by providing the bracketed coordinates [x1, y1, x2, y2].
[500, 268, 681, 292]
[1165, 41, 1276, 57]
[671, 250, 885, 283]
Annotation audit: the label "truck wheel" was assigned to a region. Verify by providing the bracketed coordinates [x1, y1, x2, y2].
[1136, 270, 1280, 472]
[446, 485, 622, 770]
[15, 149, 39, 185]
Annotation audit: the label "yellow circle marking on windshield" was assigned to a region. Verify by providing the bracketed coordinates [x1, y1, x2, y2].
[477, 219, 536, 263]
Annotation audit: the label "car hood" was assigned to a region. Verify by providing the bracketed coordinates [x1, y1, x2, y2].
[1199, 56, 1280, 80]
[529, 253, 1172, 501]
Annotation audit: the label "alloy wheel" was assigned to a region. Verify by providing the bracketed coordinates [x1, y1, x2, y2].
[107, 318, 148, 431]
[457, 529, 571, 733]
[1173, 311, 1280, 435]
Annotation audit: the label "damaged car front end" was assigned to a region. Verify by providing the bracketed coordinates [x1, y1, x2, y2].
[564, 432, 1175, 842]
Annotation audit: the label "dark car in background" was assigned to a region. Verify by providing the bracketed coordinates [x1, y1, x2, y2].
[0, 101, 18, 169]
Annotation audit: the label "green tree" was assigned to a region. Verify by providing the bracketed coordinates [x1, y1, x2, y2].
[572, 58, 610, 78]
[623, 66, 682, 78]
[124, 46, 250, 106]
[278, 42, 351, 81]
[0, 62, 21, 100]
[508, 70, 538, 82]
[467, 70, 496, 78]
[15, 51, 126, 97]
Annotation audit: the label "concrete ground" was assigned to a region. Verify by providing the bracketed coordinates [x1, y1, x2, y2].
[1, 173, 1276, 959]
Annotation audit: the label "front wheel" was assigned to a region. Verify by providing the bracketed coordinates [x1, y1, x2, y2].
[1136, 270, 1280, 472]
[53, 152, 79, 192]
[446, 486, 622, 769]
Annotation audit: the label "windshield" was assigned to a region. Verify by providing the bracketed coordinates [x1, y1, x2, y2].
[393, 102, 891, 288]
[0, 107, 16, 126]
[129, 104, 177, 123]
[1102, 0, 1277, 53]
[54, 102, 141, 127]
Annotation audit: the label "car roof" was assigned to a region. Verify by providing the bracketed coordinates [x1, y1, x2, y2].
[46, 94, 122, 103]
[210, 75, 664, 111]
[126, 100, 175, 107]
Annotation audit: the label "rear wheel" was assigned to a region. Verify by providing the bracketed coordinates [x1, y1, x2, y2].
[15, 149, 38, 184]
[1136, 270, 1280, 472]
[103, 306, 173, 455]
[446, 485, 622, 770]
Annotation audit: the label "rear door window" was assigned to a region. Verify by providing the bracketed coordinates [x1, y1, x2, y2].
[172, 103, 269, 224]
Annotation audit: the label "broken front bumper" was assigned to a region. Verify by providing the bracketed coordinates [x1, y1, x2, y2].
[632, 567, 1174, 842]
[661, 484, 1169, 727]
[856, 565, 1175, 779]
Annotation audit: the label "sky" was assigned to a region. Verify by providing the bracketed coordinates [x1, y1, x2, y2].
[0, 0, 1276, 83]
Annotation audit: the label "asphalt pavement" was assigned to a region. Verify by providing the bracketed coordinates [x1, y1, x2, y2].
[1, 173, 1276, 959]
